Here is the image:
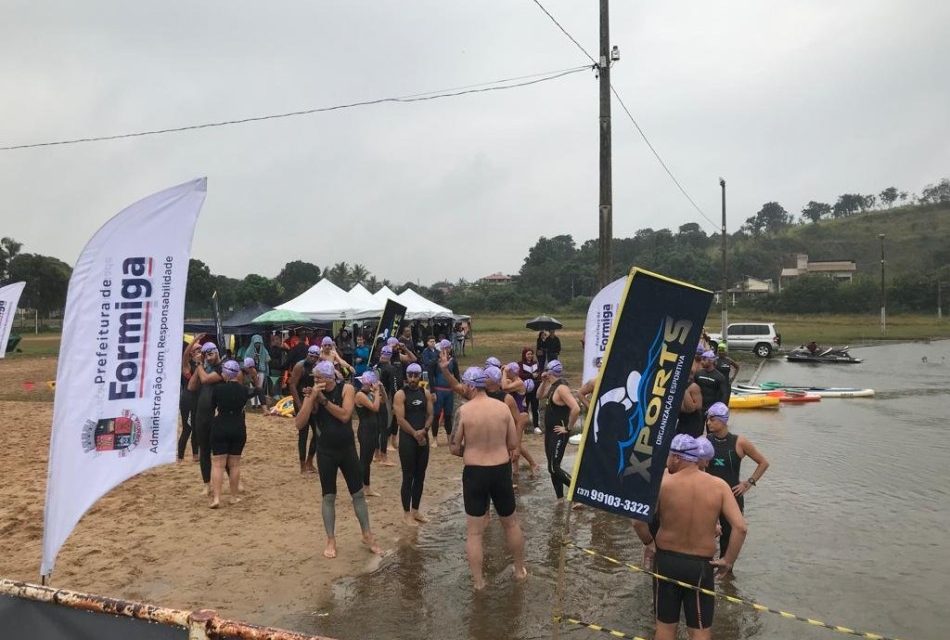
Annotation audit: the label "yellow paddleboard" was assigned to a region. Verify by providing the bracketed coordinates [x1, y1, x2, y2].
[729, 395, 780, 410]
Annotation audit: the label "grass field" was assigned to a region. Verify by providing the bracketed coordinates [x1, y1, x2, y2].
[4, 311, 947, 397]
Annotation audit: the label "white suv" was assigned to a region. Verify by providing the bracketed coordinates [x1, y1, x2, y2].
[709, 322, 782, 358]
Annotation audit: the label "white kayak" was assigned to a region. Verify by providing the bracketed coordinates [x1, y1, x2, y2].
[736, 383, 875, 398]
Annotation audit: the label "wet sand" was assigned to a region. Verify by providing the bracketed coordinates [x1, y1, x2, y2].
[0, 386, 546, 627]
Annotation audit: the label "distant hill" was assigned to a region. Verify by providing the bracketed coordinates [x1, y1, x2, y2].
[753, 202, 950, 280]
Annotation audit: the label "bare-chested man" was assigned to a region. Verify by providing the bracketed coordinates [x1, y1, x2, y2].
[450, 366, 527, 590]
[633, 434, 747, 640]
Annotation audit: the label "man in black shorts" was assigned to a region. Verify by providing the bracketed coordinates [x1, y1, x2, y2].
[633, 434, 747, 639]
[450, 366, 527, 590]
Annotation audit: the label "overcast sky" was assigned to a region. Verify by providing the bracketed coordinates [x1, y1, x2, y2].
[2, 1, 948, 287]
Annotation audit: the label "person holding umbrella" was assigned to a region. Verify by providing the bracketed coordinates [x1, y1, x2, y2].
[526, 315, 563, 370]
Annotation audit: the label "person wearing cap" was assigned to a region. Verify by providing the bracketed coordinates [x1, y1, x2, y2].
[501, 362, 540, 479]
[239, 333, 271, 398]
[427, 339, 459, 447]
[188, 341, 224, 494]
[518, 347, 542, 433]
[208, 360, 262, 508]
[295, 360, 382, 558]
[704, 402, 769, 565]
[241, 357, 268, 408]
[715, 343, 739, 383]
[449, 366, 527, 590]
[318, 335, 352, 378]
[393, 362, 433, 525]
[633, 433, 747, 638]
[695, 435, 715, 471]
[694, 350, 731, 416]
[535, 360, 579, 500]
[289, 345, 322, 474]
[354, 370, 386, 497]
[376, 345, 400, 462]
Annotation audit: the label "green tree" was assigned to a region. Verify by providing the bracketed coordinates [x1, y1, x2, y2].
[236, 274, 284, 307]
[326, 262, 351, 289]
[275, 260, 322, 299]
[879, 187, 899, 208]
[0, 237, 23, 282]
[833, 194, 864, 218]
[349, 263, 370, 286]
[800, 201, 831, 223]
[8, 253, 72, 315]
[920, 178, 950, 204]
[186, 259, 215, 314]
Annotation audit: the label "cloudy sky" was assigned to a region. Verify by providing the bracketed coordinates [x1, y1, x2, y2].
[2, 1, 948, 287]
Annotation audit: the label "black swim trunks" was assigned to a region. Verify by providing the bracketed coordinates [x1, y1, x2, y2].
[653, 548, 715, 629]
[462, 462, 516, 517]
[210, 420, 247, 456]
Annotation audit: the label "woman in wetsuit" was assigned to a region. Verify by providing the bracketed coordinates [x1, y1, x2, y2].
[294, 361, 382, 559]
[519, 347, 542, 432]
[537, 360, 580, 500]
[188, 341, 223, 494]
[178, 339, 201, 462]
[354, 370, 386, 497]
[393, 362, 433, 527]
[209, 360, 260, 508]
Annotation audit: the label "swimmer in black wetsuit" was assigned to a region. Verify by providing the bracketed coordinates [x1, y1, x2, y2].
[294, 360, 382, 559]
[536, 360, 580, 501]
[189, 341, 223, 494]
[354, 370, 385, 497]
[393, 362, 433, 526]
[208, 360, 260, 509]
[704, 402, 769, 565]
[289, 345, 321, 474]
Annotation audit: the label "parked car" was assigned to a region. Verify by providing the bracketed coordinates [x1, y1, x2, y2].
[708, 322, 782, 358]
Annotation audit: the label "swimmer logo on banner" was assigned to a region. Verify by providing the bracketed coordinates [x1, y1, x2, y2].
[42, 179, 207, 577]
[568, 268, 712, 521]
[0, 281, 26, 358]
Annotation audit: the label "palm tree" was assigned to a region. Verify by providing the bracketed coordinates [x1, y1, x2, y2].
[365, 275, 380, 292]
[327, 261, 350, 288]
[350, 263, 370, 286]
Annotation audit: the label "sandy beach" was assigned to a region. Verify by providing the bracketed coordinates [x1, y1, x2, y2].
[0, 360, 548, 628]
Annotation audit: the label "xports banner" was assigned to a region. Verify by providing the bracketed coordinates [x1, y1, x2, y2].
[569, 268, 712, 520]
[42, 178, 206, 577]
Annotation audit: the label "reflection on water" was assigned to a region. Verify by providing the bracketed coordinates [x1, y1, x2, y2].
[285, 341, 949, 640]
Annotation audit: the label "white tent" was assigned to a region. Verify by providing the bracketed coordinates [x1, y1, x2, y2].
[371, 285, 400, 306]
[277, 279, 379, 321]
[348, 283, 381, 311]
[397, 287, 456, 320]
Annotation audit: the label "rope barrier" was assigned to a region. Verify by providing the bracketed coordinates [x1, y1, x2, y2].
[567, 542, 904, 640]
[554, 615, 648, 640]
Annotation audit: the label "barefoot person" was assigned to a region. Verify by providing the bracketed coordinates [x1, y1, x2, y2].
[208, 360, 260, 508]
[633, 434, 747, 640]
[294, 361, 382, 558]
[393, 362, 433, 526]
[536, 360, 579, 500]
[501, 362, 540, 479]
[289, 345, 321, 474]
[188, 341, 223, 494]
[704, 402, 769, 564]
[450, 366, 527, 590]
[354, 370, 385, 497]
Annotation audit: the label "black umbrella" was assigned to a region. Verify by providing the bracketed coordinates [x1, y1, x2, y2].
[526, 315, 563, 331]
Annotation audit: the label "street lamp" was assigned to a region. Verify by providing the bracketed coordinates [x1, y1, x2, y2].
[879, 233, 886, 335]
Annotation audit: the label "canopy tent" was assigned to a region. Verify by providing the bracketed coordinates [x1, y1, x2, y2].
[276, 279, 379, 321]
[371, 285, 400, 306]
[397, 287, 459, 320]
[348, 283, 381, 310]
[183, 303, 273, 335]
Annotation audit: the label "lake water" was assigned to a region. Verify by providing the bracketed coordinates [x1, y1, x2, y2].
[280, 340, 949, 640]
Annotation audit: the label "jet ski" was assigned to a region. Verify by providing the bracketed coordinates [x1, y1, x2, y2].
[786, 345, 862, 364]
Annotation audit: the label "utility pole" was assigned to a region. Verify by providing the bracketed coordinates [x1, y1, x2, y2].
[720, 178, 728, 342]
[879, 233, 886, 335]
[597, 0, 613, 289]
[938, 281, 943, 320]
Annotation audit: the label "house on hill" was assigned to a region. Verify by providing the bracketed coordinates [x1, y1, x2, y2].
[779, 253, 856, 291]
[479, 272, 513, 285]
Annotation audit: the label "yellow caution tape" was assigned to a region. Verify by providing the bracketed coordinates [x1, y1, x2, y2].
[554, 615, 648, 640]
[567, 542, 902, 640]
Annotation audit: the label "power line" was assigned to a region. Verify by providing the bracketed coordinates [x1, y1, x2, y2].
[610, 85, 719, 229]
[528, 0, 719, 231]
[529, 0, 597, 65]
[1, 65, 590, 151]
